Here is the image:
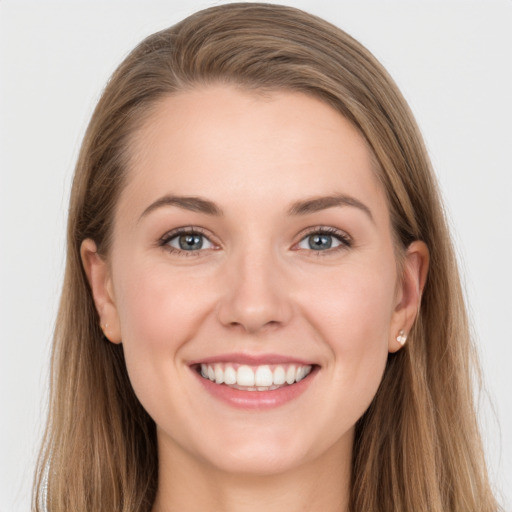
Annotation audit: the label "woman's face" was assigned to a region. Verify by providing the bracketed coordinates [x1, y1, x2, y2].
[84, 85, 424, 476]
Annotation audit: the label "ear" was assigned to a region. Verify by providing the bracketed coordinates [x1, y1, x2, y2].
[80, 239, 122, 344]
[389, 240, 429, 353]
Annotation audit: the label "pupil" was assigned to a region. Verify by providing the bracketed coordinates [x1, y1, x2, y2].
[309, 234, 332, 250]
[179, 234, 203, 250]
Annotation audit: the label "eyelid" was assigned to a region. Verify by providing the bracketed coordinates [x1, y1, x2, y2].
[293, 226, 352, 252]
[157, 225, 352, 256]
[158, 226, 219, 254]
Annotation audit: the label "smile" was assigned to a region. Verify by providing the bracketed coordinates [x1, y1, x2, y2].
[191, 355, 319, 409]
[199, 363, 313, 391]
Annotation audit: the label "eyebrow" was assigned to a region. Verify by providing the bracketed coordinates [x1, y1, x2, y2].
[139, 195, 223, 221]
[139, 193, 373, 222]
[287, 194, 374, 222]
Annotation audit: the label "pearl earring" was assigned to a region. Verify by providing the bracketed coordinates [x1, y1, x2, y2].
[396, 329, 407, 346]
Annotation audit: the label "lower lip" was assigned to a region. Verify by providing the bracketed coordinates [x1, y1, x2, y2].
[192, 367, 318, 410]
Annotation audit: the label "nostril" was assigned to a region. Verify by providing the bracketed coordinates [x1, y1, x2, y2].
[215, 276, 293, 332]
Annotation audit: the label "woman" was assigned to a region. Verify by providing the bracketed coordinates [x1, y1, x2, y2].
[33, 3, 501, 511]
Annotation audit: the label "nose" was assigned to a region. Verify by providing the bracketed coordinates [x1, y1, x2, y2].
[216, 248, 293, 334]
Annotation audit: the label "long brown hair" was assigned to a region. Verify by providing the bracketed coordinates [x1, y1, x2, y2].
[33, 3, 500, 511]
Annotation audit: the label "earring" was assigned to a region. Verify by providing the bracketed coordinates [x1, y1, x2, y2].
[396, 329, 407, 346]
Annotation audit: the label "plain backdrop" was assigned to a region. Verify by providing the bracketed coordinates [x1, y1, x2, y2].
[0, 1, 511, 510]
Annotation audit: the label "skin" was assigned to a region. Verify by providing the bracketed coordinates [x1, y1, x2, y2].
[82, 85, 428, 512]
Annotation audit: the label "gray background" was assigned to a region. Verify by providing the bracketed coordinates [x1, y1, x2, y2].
[1, 1, 511, 510]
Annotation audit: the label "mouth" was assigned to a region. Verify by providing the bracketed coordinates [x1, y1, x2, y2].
[195, 362, 315, 391]
[189, 354, 319, 409]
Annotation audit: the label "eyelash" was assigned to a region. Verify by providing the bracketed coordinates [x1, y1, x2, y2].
[158, 226, 352, 256]
[296, 226, 352, 255]
[158, 226, 215, 256]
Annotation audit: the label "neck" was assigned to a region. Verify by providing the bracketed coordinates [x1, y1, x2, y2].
[151, 431, 352, 512]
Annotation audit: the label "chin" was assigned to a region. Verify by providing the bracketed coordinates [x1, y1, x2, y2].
[191, 426, 321, 477]
[208, 446, 307, 476]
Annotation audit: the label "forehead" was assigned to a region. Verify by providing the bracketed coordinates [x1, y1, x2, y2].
[120, 85, 388, 222]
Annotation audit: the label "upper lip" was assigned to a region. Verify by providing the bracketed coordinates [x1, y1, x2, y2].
[188, 352, 317, 366]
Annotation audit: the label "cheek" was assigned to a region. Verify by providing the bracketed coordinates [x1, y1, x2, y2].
[303, 258, 396, 336]
[115, 259, 212, 347]
[307, 269, 395, 439]
[111, 258, 216, 402]
[298, 259, 396, 387]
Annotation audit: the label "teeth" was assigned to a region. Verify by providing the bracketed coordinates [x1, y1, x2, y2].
[198, 362, 313, 390]
[237, 365, 255, 386]
[286, 365, 296, 385]
[255, 365, 273, 387]
[273, 366, 286, 385]
[214, 364, 224, 384]
[224, 366, 237, 385]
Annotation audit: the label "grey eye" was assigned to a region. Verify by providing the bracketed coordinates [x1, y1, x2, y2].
[298, 233, 342, 251]
[168, 233, 214, 251]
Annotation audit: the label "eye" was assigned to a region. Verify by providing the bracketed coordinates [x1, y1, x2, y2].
[296, 228, 351, 252]
[160, 228, 215, 253]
